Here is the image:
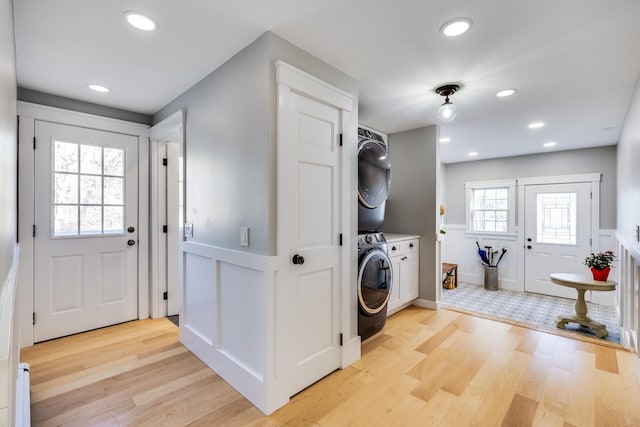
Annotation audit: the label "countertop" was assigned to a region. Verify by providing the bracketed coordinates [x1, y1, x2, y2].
[384, 233, 420, 242]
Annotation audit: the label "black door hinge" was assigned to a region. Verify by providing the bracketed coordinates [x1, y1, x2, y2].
[33, 312, 35, 325]
[339, 333, 343, 346]
[163, 291, 168, 300]
[339, 133, 343, 146]
[162, 158, 167, 166]
[33, 224, 36, 237]
[162, 225, 168, 233]
[33, 136, 36, 150]
[339, 233, 343, 246]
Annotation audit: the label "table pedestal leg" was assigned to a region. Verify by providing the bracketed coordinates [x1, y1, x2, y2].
[555, 289, 609, 338]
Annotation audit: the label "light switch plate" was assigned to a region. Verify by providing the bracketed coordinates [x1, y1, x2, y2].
[184, 223, 193, 238]
[240, 226, 249, 246]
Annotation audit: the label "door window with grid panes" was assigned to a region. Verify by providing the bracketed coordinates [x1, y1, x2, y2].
[52, 140, 125, 237]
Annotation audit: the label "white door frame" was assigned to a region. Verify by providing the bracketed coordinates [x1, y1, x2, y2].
[149, 110, 184, 318]
[17, 102, 150, 347]
[275, 61, 359, 381]
[517, 173, 601, 293]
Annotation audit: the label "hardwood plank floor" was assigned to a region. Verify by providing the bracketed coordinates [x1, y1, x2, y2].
[21, 307, 640, 426]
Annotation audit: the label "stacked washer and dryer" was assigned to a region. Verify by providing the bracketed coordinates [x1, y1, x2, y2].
[357, 127, 393, 341]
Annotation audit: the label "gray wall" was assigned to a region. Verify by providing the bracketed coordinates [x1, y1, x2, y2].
[154, 34, 272, 254]
[0, 0, 17, 289]
[153, 32, 358, 255]
[443, 146, 617, 229]
[617, 75, 640, 248]
[17, 88, 152, 125]
[385, 126, 439, 302]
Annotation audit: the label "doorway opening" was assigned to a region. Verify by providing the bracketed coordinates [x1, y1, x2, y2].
[149, 110, 184, 321]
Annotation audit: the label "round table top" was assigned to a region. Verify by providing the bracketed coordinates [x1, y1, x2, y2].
[550, 273, 616, 291]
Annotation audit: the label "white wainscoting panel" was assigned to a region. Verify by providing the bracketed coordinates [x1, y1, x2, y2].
[616, 232, 640, 354]
[441, 224, 520, 291]
[590, 230, 618, 307]
[0, 245, 20, 426]
[218, 261, 266, 381]
[179, 242, 286, 414]
[183, 253, 216, 346]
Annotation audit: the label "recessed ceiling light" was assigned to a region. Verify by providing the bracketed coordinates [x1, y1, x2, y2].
[468, 151, 478, 157]
[124, 11, 158, 31]
[88, 84, 110, 93]
[496, 89, 517, 97]
[544, 141, 557, 147]
[440, 18, 473, 37]
[439, 137, 451, 143]
[528, 121, 545, 129]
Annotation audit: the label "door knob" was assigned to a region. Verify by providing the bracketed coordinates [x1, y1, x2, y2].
[128, 239, 136, 246]
[292, 254, 305, 265]
[127, 226, 135, 233]
[527, 245, 532, 249]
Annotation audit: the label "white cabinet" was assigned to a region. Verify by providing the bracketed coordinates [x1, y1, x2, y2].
[386, 234, 420, 314]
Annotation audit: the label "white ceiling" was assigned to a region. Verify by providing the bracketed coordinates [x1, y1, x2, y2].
[13, 0, 640, 163]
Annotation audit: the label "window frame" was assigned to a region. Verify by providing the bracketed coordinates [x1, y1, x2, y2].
[465, 179, 517, 236]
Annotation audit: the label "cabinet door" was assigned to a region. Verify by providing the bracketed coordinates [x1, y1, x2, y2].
[400, 252, 419, 300]
[388, 256, 401, 309]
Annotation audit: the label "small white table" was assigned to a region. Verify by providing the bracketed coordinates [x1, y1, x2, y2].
[549, 273, 616, 338]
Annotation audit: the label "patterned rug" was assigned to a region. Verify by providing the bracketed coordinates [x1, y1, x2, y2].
[442, 282, 621, 345]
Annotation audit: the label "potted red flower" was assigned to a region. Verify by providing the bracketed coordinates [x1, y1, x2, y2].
[584, 251, 616, 281]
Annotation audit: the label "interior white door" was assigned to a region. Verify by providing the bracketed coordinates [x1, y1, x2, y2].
[34, 121, 139, 342]
[286, 91, 342, 395]
[524, 182, 592, 298]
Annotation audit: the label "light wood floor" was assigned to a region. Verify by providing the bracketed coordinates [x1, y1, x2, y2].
[21, 307, 640, 426]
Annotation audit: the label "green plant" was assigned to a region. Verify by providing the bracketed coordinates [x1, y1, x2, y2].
[584, 251, 616, 270]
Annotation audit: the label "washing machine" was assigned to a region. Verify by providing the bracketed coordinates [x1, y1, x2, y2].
[358, 232, 393, 340]
[358, 127, 391, 233]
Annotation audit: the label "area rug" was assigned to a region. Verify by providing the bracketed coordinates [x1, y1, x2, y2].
[442, 282, 623, 348]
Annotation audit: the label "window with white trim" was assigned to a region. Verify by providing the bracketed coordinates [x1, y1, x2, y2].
[465, 179, 516, 234]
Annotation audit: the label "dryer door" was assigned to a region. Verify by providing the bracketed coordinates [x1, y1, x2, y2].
[358, 139, 391, 209]
[358, 248, 393, 315]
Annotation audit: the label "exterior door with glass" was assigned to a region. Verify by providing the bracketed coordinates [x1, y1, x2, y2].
[34, 121, 139, 342]
[524, 182, 592, 299]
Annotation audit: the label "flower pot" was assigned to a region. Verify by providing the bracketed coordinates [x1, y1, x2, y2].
[591, 266, 610, 281]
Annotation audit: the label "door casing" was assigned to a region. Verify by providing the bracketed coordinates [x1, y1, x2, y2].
[17, 102, 150, 347]
[149, 110, 184, 319]
[517, 173, 601, 297]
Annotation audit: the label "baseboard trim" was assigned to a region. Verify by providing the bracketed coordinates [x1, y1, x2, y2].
[412, 298, 440, 310]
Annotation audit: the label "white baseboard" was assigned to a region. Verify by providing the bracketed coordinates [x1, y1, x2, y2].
[341, 336, 361, 368]
[412, 298, 439, 310]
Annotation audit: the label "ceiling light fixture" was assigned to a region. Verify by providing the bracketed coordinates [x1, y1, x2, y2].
[88, 84, 110, 93]
[123, 11, 158, 31]
[439, 137, 451, 143]
[440, 18, 473, 37]
[435, 84, 461, 123]
[496, 89, 517, 97]
[468, 151, 478, 157]
[528, 121, 545, 129]
[544, 142, 557, 147]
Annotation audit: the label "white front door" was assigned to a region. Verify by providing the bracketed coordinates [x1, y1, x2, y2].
[524, 182, 592, 298]
[284, 91, 342, 395]
[34, 121, 139, 342]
